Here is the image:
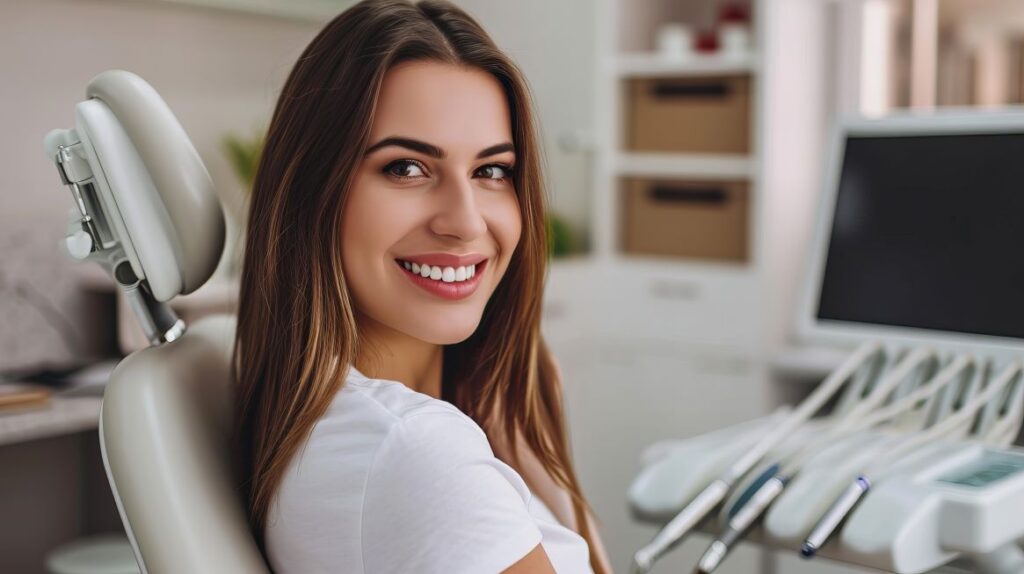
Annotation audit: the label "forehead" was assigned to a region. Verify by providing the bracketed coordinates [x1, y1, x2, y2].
[370, 60, 512, 151]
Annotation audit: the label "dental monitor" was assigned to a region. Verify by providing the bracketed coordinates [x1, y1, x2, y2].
[797, 110, 1024, 355]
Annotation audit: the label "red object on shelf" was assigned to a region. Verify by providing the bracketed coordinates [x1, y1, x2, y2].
[719, 2, 751, 23]
[695, 29, 719, 53]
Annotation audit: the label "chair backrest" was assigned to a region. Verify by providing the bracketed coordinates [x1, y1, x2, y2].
[99, 313, 270, 574]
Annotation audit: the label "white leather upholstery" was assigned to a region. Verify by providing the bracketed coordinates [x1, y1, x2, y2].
[100, 315, 269, 574]
[85, 70, 225, 299]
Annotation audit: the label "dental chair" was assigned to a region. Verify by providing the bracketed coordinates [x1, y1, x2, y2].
[44, 70, 269, 574]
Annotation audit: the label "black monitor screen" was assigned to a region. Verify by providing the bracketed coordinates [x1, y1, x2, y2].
[817, 132, 1024, 340]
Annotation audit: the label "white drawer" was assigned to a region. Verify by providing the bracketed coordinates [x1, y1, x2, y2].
[543, 258, 763, 353]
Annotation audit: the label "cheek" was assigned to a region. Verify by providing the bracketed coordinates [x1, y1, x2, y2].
[340, 180, 407, 302]
[487, 192, 523, 263]
[341, 179, 412, 268]
[340, 185, 375, 274]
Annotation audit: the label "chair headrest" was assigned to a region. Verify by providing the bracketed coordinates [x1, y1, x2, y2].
[44, 70, 224, 302]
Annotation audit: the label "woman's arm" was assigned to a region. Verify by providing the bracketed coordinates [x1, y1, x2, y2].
[502, 543, 556, 574]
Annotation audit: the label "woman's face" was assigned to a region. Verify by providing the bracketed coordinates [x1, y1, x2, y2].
[341, 60, 522, 345]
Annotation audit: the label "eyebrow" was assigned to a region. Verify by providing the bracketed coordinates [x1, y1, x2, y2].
[364, 137, 514, 160]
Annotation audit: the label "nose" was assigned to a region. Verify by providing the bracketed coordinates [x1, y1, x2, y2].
[428, 174, 487, 241]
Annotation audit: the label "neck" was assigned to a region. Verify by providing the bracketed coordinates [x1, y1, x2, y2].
[354, 311, 443, 399]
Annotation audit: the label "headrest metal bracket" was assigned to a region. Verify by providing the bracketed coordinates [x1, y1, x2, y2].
[113, 260, 186, 345]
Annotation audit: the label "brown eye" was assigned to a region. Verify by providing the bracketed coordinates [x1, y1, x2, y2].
[383, 159, 427, 179]
[476, 164, 512, 181]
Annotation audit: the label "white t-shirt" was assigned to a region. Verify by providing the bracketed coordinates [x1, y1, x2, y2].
[264, 365, 593, 574]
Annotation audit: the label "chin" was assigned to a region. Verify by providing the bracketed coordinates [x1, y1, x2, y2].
[409, 315, 483, 345]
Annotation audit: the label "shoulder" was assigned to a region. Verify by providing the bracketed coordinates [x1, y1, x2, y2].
[356, 388, 543, 573]
[339, 365, 473, 424]
[369, 406, 502, 479]
[337, 366, 515, 491]
[277, 366, 485, 504]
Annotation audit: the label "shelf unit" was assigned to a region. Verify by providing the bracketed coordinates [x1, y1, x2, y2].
[615, 51, 759, 78]
[614, 151, 755, 179]
[583, 0, 767, 358]
[592, 0, 764, 269]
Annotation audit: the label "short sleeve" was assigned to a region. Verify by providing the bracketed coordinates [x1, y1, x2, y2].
[361, 410, 544, 574]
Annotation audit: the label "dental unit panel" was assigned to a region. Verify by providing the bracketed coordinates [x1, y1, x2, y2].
[799, 362, 1024, 561]
[840, 442, 1024, 573]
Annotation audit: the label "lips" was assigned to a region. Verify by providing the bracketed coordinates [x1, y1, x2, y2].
[395, 252, 488, 268]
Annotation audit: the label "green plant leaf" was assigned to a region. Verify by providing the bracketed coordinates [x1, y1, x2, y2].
[222, 131, 265, 193]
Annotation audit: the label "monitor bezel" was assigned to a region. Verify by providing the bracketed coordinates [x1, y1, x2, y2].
[796, 109, 1024, 356]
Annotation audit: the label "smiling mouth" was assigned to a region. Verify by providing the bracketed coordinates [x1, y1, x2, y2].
[394, 258, 487, 301]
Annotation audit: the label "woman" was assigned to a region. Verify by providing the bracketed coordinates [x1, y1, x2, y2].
[233, 1, 611, 572]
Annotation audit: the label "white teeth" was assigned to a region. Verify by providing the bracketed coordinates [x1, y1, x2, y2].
[400, 259, 482, 283]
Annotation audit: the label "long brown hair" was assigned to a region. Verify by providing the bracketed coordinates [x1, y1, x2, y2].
[232, 1, 604, 571]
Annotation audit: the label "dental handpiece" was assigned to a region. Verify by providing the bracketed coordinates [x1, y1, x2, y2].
[694, 473, 787, 574]
[800, 475, 871, 558]
[631, 479, 731, 574]
[630, 341, 886, 574]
